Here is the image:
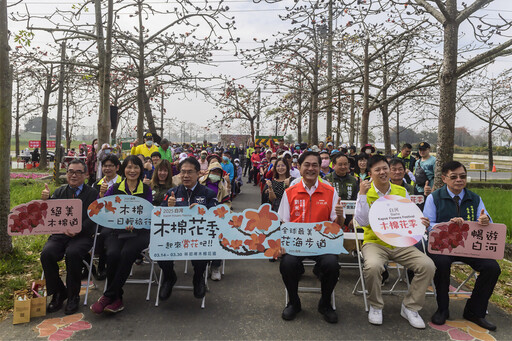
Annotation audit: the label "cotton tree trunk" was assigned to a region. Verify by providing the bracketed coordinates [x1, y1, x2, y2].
[434, 8, 458, 189]
[360, 38, 370, 146]
[143, 90, 157, 134]
[488, 119, 493, 171]
[0, 0, 12, 255]
[136, 0, 145, 142]
[53, 42, 66, 185]
[297, 89, 302, 143]
[382, 104, 391, 156]
[38, 71, 52, 170]
[95, 0, 112, 148]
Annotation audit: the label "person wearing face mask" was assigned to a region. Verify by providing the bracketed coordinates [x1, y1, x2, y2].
[361, 144, 376, 156]
[233, 158, 243, 195]
[319, 150, 333, 177]
[237, 143, 246, 168]
[228, 141, 238, 159]
[130, 132, 159, 158]
[86, 138, 98, 184]
[198, 162, 231, 281]
[198, 150, 209, 175]
[221, 151, 235, 182]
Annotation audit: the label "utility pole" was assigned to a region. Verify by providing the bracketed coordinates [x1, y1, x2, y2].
[53, 41, 66, 184]
[325, 0, 333, 140]
[275, 117, 279, 136]
[255, 87, 261, 137]
[336, 86, 341, 146]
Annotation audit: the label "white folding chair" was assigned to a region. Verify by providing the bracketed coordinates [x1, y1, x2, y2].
[103, 248, 159, 301]
[284, 260, 337, 310]
[448, 261, 477, 296]
[40, 225, 100, 306]
[155, 261, 209, 309]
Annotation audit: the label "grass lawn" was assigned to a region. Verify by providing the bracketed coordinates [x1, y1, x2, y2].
[472, 188, 512, 242]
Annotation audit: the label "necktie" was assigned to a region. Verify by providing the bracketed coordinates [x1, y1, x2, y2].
[453, 195, 460, 216]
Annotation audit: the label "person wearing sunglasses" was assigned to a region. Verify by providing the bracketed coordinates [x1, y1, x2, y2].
[423, 161, 500, 331]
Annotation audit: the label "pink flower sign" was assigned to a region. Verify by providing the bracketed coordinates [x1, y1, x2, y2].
[8, 199, 82, 236]
[428, 221, 506, 259]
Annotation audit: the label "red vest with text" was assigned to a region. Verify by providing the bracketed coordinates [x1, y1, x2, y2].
[286, 181, 335, 223]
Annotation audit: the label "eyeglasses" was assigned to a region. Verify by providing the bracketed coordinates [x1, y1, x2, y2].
[67, 170, 85, 176]
[447, 174, 467, 180]
[180, 170, 196, 175]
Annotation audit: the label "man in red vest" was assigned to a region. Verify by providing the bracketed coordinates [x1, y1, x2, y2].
[277, 151, 345, 324]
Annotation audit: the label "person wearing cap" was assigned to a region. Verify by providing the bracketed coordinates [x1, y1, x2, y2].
[361, 144, 376, 156]
[199, 161, 231, 281]
[233, 158, 243, 195]
[221, 150, 235, 182]
[198, 150, 209, 175]
[326, 142, 334, 154]
[131, 132, 159, 158]
[250, 145, 262, 186]
[158, 138, 173, 162]
[414, 142, 435, 197]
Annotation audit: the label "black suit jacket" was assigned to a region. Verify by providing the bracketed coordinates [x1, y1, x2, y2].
[50, 184, 98, 237]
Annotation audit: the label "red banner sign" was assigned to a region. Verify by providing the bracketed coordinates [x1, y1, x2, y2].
[28, 141, 56, 148]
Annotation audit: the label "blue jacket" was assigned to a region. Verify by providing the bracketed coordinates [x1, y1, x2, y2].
[161, 183, 217, 209]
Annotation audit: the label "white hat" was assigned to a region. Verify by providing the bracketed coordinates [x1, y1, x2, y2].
[282, 151, 292, 158]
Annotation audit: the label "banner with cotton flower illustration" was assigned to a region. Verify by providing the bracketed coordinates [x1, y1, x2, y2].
[149, 204, 346, 260]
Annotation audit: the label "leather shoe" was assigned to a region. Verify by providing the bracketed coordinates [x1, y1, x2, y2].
[47, 291, 67, 313]
[431, 309, 450, 325]
[463, 308, 496, 331]
[159, 271, 177, 301]
[318, 301, 338, 324]
[193, 275, 206, 299]
[282, 303, 301, 321]
[64, 296, 80, 315]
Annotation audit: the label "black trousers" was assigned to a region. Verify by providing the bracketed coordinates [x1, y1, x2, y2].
[243, 159, 251, 177]
[251, 166, 259, 184]
[429, 253, 501, 317]
[158, 260, 208, 281]
[280, 254, 340, 307]
[40, 234, 93, 297]
[103, 229, 150, 300]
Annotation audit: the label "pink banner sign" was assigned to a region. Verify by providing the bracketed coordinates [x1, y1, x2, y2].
[8, 199, 82, 236]
[428, 221, 506, 259]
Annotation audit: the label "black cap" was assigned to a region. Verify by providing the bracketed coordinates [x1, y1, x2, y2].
[418, 142, 430, 150]
[144, 132, 153, 139]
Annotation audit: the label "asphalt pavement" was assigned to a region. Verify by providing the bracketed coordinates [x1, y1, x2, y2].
[1, 177, 511, 340]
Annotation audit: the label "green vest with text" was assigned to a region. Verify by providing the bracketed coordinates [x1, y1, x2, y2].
[363, 183, 407, 249]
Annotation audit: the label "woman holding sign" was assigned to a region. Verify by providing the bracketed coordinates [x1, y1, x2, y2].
[150, 159, 175, 206]
[354, 155, 435, 329]
[90, 155, 152, 315]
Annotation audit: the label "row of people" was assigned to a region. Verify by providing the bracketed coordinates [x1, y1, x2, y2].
[38, 145, 498, 332]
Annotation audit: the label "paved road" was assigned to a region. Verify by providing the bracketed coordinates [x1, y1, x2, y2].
[1, 179, 510, 340]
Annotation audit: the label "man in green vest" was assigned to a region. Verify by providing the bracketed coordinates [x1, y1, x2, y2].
[423, 161, 500, 331]
[354, 155, 435, 329]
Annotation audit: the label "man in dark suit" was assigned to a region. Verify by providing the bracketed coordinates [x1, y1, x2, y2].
[423, 161, 501, 331]
[40, 159, 98, 314]
[158, 157, 217, 301]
